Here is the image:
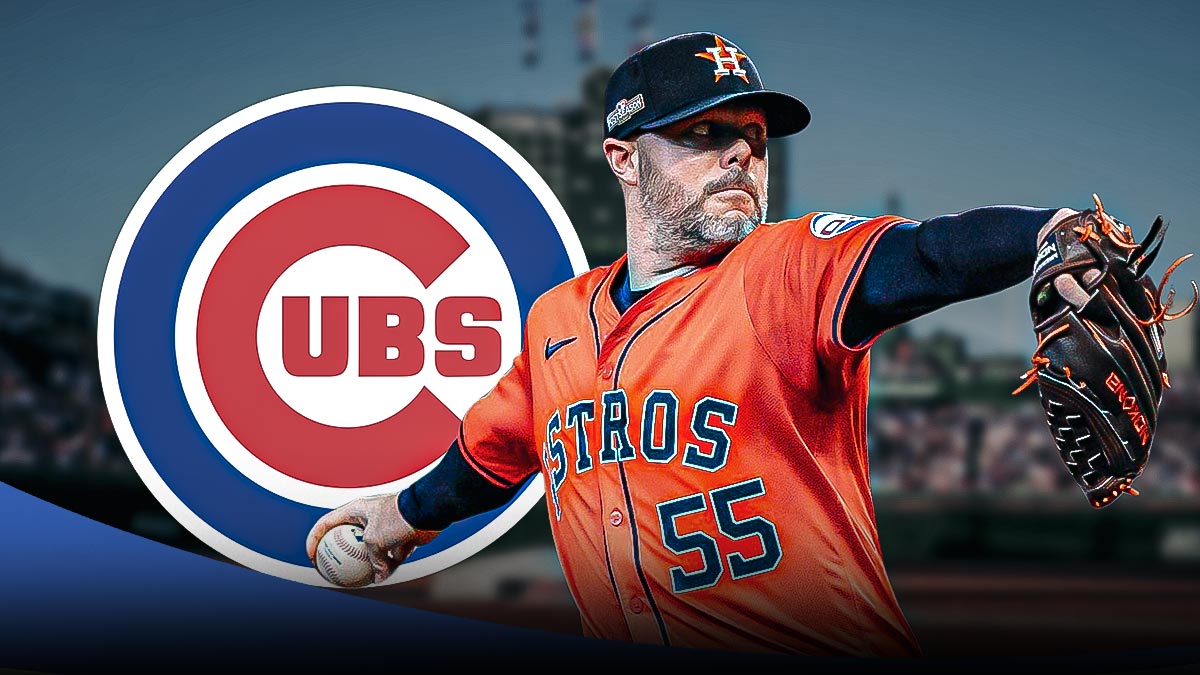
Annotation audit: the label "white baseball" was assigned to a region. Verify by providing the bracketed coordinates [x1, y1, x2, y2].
[315, 524, 373, 588]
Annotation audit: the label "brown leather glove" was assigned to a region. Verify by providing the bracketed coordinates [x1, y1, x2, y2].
[1015, 195, 1196, 507]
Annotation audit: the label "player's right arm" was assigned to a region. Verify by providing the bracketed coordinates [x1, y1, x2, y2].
[306, 344, 541, 584]
[841, 205, 1066, 347]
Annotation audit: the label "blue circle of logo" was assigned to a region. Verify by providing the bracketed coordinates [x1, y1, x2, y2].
[98, 87, 588, 585]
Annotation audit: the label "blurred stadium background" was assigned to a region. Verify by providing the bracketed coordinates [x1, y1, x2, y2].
[3, 0, 1199, 659]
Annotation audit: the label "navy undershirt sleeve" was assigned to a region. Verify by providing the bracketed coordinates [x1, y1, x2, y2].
[396, 439, 522, 531]
[841, 205, 1058, 348]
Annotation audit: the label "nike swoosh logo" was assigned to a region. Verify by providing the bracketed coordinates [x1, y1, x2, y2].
[544, 336, 577, 360]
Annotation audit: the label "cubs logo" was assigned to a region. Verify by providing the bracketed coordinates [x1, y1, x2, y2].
[810, 213, 870, 239]
[97, 87, 588, 585]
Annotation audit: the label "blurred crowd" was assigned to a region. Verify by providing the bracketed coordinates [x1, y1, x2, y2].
[867, 375, 1200, 496]
[867, 327, 1200, 498]
[0, 346, 126, 475]
[0, 257, 127, 476]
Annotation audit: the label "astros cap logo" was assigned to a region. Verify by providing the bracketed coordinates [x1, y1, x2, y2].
[694, 35, 749, 83]
[98, 87, 588, 585]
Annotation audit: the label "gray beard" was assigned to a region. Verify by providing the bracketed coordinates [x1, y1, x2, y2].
[638, 156, 767, 261]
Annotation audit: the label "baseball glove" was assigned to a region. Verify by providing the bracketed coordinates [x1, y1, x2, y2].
[1014, 195, 1196, 507]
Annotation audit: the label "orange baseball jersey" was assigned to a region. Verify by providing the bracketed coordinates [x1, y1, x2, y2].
[458, 212, 921, 657]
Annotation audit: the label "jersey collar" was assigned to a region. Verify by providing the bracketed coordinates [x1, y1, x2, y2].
[592, 253, 711, 348]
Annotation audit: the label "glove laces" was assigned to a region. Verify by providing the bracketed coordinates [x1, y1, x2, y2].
[1015, 196, 1198, 397]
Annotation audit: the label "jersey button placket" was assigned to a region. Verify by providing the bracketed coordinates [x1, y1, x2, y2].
[596, 333, 661, 644]
[592, 359, 634, 636]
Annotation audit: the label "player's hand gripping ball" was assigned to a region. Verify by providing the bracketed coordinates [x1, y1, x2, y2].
[306, 494, 441, 586]
[315, 524, 373, 588]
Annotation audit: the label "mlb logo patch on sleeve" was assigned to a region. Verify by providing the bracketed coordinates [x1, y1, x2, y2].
[810, 213, 870, 239]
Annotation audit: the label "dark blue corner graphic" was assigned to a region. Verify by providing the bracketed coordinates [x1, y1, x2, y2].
[1, 481, 1197, 673]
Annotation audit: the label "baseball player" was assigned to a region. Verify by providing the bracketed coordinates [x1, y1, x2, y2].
[304, 32, 1171, 656]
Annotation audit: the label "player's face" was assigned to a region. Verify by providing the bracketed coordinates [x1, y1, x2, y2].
[635, 104, 769, 257]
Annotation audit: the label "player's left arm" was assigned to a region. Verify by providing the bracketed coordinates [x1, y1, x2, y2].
[841, 205, 1069, 347]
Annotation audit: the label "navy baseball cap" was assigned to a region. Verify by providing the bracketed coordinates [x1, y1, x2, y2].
[604, 32, 811, 140]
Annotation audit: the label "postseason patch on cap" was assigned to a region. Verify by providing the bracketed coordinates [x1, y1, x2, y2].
[606, 94, 645, 132]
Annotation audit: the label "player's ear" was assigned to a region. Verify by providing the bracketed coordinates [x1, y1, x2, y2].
[603, 137, 639, 188]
